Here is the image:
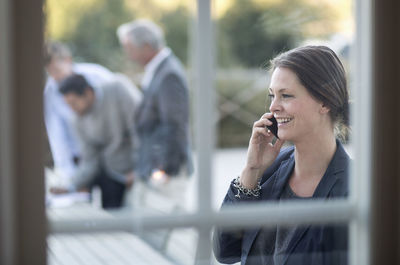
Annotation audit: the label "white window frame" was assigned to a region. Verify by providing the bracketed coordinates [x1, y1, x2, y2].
[48, 0, 372, 264]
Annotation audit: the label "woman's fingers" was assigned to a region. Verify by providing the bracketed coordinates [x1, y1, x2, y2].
[250, 113, 280, 145]
[273, 138, 286, 151]
[253, 117, 273, 128]
[261, 112, 274, 119]
[252, 127, 271, 138]
[253, 113, 275, 128]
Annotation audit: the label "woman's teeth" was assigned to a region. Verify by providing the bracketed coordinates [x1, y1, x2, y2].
[276, 118, 293, 124]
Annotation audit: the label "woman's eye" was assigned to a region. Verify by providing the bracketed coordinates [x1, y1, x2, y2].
[282, 94, 293, 98]
[268, 94, 274, 99]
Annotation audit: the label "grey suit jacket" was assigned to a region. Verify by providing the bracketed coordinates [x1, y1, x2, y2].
[135, 52, 192, 179]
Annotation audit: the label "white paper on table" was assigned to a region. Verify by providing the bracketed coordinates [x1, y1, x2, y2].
[46, 192, 90, 208]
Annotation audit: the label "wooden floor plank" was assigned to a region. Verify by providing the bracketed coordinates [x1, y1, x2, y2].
[48, 235, 86, 265]
[48, 232, 176, 265]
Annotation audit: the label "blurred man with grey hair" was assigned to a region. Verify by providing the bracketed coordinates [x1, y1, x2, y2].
[117, 19, 192, 204]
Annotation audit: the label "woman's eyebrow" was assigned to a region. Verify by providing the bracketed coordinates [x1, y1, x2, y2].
[268, 88, 289, 93]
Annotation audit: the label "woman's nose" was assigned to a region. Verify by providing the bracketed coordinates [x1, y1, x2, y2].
[269, 98, 281, 113]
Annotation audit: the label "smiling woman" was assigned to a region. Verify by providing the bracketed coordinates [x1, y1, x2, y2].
[213, 45, 351, 265]
[271, 46, 349, 129]
[268, 67, 333, 143]
[268, 47, 349, 145]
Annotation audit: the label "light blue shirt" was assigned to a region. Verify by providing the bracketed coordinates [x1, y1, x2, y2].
[44, 63, 113, 180]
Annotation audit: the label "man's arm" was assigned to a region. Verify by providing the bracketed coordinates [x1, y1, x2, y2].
[70, 129, 101, 190]
[101, 79, 141, 183]
[154, 73, 189, 175]
[44, 81, 79, 179]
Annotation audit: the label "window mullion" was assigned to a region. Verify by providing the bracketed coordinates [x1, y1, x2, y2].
[49, 199, 356, 233]
[350, 0, 372, 264]
[193, 0, 215, 262]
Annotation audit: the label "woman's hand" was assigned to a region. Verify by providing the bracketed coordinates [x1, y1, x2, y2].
[240, 113, 285, 188]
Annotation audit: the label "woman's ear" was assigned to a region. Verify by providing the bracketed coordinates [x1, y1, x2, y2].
[320, 104, 330, 114]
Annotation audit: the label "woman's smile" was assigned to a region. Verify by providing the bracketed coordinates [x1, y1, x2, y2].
[276, 117, 293, 126]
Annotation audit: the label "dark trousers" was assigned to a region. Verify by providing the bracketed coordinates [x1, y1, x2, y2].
[92, 169, 126, 209]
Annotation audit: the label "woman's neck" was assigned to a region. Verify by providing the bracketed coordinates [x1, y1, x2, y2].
[293, 133, 337, 181]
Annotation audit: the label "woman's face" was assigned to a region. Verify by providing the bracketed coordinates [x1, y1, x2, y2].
[268, 67, 331, 142]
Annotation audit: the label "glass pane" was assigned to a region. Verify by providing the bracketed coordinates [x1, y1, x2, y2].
[42, 0, 365, 264]
[212, 0, 355, 263]
[213, 0, 355, 206]
[44, 0, 197, 214]
[44, 0, 199, 262]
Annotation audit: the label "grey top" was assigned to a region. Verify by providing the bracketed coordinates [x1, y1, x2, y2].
[247, 184, 312, 265]
[71, 75, 142, 189]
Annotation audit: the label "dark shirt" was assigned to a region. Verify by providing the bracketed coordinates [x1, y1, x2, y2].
[274, 185, 312, 264]
[247, 184, 313, 265]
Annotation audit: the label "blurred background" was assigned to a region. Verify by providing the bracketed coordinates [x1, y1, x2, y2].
[43, 1, 355, 264]
[44, 0, 354, 148]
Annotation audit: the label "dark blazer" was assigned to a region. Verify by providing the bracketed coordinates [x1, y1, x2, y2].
[213, 140, 349, 265]
[135, 52, 192, 179]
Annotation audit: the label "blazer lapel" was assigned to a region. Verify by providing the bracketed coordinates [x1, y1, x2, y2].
[135, 56, 170, 123]
[281, 174, 339, 265]
[266, 157, 295, 200]
[282, 141, 347, 265]
[242, 228, 262, 265]
[145, 55, 170, 94]
[242, 156, 295, 264]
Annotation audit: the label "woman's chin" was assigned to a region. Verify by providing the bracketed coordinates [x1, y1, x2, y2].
[276, 128, 285, 139]
[276, 132, 287, 140]
[277, 133, 294, 143]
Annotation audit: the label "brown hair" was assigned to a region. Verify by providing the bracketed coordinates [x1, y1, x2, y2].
[270, 45, 349, 129]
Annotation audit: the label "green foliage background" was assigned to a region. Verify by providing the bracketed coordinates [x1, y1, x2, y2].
[44, 0, 351, 147]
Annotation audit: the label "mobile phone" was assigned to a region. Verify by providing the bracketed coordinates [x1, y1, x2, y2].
[266, 116, 279, 139]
